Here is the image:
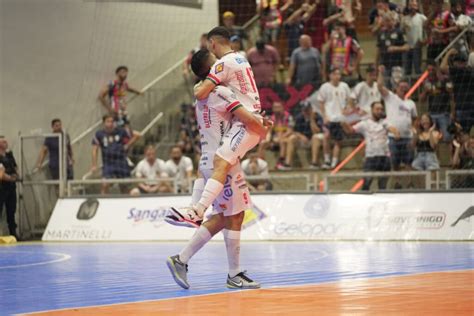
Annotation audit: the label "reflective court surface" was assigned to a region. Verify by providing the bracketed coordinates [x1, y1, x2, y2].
[0, 242, 473, 315]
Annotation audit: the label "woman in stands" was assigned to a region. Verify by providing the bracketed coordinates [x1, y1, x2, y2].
[411, 113, 442, 171]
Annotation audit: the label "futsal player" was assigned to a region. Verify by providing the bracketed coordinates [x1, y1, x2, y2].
[166, 49, 264, 290]
[166, 26, 267, 227]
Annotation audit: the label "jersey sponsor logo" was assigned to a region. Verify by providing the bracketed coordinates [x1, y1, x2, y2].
[230, 127, 246, 152]
[218, 203, 227, 211]
[235, 70, 248, 94]
[202, 104, 211, 128]
[215, 62, 224, 74]
[235, 57, 246, 64]
[223, 174, 234, 201]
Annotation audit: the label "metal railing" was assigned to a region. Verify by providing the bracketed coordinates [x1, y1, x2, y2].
[445, 170, 474, 190]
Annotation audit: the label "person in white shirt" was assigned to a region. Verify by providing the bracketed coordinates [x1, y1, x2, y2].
[401, 0, 427, 75]
[351, 64, 381, 118]
[343, 100, 400, 190]
[130, 145, 172, 195]
[241, 153, 271, 191]
[377, 65, 417, 172]
[318, 67, 353, 169]
[165, 146, 194, 193]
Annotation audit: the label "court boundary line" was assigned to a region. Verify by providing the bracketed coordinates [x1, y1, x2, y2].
[0, 251, 71, 270]
[20, 268, 474, 315]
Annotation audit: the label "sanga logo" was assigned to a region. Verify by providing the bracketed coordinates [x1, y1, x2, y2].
[127, 207, 168, 227]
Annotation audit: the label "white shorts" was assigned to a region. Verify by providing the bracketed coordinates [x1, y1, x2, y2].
[216, 123, 260, 165]
[200, 164, 252, 217]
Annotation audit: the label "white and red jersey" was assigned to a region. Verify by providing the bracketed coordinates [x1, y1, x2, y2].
[206, 52, 261, 114]
[195, 85, 242, 170]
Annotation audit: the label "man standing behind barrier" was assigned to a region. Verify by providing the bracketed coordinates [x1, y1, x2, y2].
[377, 65, 417, 187]
[0, 136, 18, 239]
[342, 101, 400, 190]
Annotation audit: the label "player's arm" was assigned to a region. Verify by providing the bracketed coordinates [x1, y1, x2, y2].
[377, 65, 389, 98]
[194, 80, 217, 100]
[98, 85, 112, 113]
[232, 107, 268, 139]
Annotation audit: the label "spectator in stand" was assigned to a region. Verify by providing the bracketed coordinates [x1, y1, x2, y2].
[0, 136, 19, 239]
[351, 64, 382, 119]
[91, 114, 140, 194]
[440, 48, 473, 133]
[401, 0, 427, 76]
[286, 34, 322, 88]
[130, 145, 172, 195]
[322, 21, 363, 83]
[377, 65, 417, 176]
[222, 11, 247, 44]
[303, 0, 326, 50]
[98, 66, 142, 130]
[324, 0, 362, 39]
[286, 102, 324, 169]
[426, 0, 457, 61]
[35, 119, 74, 180]
[259, 0, 283, 45]
[183, 33, 208, 80]
[452, 128, 474, 188]
[179, 103, 200, 161]
[241, 153, 272, 191]
[284, 0, 318, 59]
[342, 101, 401, 190]
[230, 35, 247, 59]
[419, 61, 454, 141]
[376, 13, 409, 77]
[165, 146, 194, 193]
[411, 113, 442, 171]
[247, 39, 281, 87]
[318, 67, 353, 169]
[369, 0, 400, 34]
[258, 101, 295, 170]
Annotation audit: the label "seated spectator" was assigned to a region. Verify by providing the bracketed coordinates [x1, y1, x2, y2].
[165, 146, 194, 193]
[247, 39, 280, 87]
[91, 114, 140, 194]
[287, 34, 322, 88]
[342, 101, 400, 190]
[130, 145, 172, 195]
[419, 61, 454, 141]
[35, 118, 74, 180]
[284, 1, 318, 59]
[377, 65, 417, 174]
[258, 101, 295, 170]
[426, 0, 457, 61]
[411, 113, 442, 171]
[322, 21, 363, 83]
[351, 64, 382, 118]
[241, 153, 272, 191]
[230, 35, 247, 59]
[369, 0, 400, 34]
[376, 14, 409, 77]
[452, 127, 474, 188]
[440, 48, 473, 133]
[98, 66, 142, 131]
[287, 102, 324, 169]
[401, 0, 427, 76]
[318, 67, 353, 169]
[259, 0, 283, 45]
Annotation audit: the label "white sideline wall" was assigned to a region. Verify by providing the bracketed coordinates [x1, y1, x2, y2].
[43, 193, 474, 241]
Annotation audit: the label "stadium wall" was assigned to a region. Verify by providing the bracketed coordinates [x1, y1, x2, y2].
[43, 193, 474, 241]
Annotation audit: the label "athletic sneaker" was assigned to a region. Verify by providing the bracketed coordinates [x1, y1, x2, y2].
[309, 163, 320, 170]
[166, 206, 203, 228]
[226, 271, 261, 289]
[322, 162, 331, 170]
[276, 162, 292, 171]
[166, 255, 189, 289]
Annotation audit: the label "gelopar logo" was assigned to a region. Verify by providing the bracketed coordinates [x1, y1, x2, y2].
[242, 204, 266, 230]
[76, 198, 99, 220]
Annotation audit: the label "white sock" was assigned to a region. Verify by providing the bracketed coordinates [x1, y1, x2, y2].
[223, 229, 241, 278]
[178, 225, 212, 264]
[331, 157, 338, 167]
[324, 154, 330, 163]
[191, 178, 205, 206]
[196, 178, 223, 216]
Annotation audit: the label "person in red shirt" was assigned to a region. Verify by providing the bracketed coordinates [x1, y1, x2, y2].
[247, 39, 281, 87]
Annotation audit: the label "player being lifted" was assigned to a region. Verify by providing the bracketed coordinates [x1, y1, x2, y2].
[166, 49, 266, 289]
[166, 26, 267, 228]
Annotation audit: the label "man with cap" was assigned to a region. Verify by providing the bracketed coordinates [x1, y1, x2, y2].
[222, 11, 247, 43]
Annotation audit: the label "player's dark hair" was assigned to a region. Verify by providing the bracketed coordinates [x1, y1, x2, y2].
[207, 26, 231, 41]
[191, 49, 211, 80]
[51, 118, 61, 126]
[115, 65, 128, 74]
[102, 114, 114, 122]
